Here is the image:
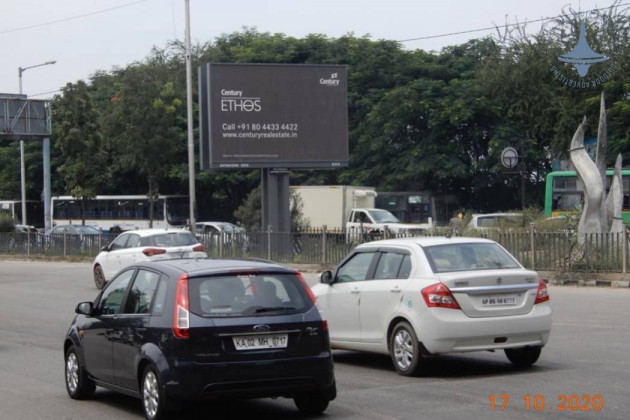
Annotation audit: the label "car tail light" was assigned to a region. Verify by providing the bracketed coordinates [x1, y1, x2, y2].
[143, 248, 166, 257]
[173, 274, 190, 339]
[321, 320, 328, 331]
[192, 244, 207, 252]
[296, 271, 317, 303]
[535, 279, 550, 304]
[421, 282, 461, 309]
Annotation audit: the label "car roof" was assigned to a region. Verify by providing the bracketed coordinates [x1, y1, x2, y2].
[134, 258, 297, 277]
[471, 213, 522, 218]
[118, 228, 192, 237]
[355, 236, 498, 249]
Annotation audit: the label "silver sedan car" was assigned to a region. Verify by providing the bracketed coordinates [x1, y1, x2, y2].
[312, 236, 552, 376]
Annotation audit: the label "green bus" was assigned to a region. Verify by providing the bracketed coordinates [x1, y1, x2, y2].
[544, 170, 630, 221]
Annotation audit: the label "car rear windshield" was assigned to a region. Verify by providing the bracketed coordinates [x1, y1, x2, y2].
[188, 273, 313, 317]
[424, 243, 521, 273]
[141, 232, 197, 247]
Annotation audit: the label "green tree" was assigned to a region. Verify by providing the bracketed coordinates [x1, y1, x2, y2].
[101, 55, 185, 226]
[52, 80, 109, 224]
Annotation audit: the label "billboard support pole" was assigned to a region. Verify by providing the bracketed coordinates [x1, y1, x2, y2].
[43, 138, 51, 231]
[261, 168, 291, 255]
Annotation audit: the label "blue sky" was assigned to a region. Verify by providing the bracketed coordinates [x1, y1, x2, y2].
[0, 0, 610, 98]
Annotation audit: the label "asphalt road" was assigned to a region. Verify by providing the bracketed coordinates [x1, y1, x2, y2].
[1, 260, 629, 419]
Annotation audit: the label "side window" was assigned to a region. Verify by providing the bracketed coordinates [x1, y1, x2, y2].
[398, 255, 412, 279]
[336, 252, 376, 283]
[152, 278, 168, 315]
[109, 234, 129, 251]
[97, 270, 135, 315]
[373, 252, 405, 280]
[123, 269, 161, 314]
[126, 234, 141, 248]
[352, 211, 367, 223]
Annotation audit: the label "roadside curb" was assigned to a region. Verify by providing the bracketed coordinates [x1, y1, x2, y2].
[546, 278, 630, 288]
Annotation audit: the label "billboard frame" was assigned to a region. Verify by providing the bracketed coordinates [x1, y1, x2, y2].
[198, 63, 349, 170]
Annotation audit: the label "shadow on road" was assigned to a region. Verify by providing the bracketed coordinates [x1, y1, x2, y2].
[332, 349, 554, 379]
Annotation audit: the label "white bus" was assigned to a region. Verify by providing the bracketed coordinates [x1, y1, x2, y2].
[0, 200, 45, 228]
[51, 195, 189, 232]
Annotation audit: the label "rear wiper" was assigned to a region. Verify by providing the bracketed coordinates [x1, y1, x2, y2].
[255, 306, 296, 313]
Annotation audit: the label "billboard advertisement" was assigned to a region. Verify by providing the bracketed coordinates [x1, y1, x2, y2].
[199, 63, 348, 169]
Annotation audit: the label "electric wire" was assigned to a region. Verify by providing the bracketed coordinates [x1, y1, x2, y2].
[397, 1, 630, 42]
[0, 0, 149, 35]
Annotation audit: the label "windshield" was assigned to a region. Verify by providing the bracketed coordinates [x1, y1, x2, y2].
[369, 209, 400, 223]
[165, 197, 189, 226]
[76, 225, 100, 234]
[424, 243, 521, 273]
[188, 273, 313, 318]
[142, 232, 197, 247]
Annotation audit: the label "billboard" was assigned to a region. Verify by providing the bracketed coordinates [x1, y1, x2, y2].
[0, 94, 51, 140]
[199, 63, 348, 169]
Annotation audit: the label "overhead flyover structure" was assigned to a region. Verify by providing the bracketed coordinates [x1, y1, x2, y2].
[0, 93, 52, 230]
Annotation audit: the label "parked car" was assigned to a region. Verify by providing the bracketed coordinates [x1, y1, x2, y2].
[93, 228, 207, 289]
[468, 213, 524, 231]
[195, 221, 244, 236]
[194, 221, 250, 252]
[45, 224, 102, 252]
[64, 259, 336, 419]
[46, 224, 101, 236]
[312, 236, 552, 376]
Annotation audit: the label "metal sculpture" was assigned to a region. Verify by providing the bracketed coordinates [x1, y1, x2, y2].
[569, 92, 623, 240]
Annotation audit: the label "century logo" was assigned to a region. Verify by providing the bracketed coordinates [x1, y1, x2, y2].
[320, 73, 340, 87]
[550, 14, 617, 89]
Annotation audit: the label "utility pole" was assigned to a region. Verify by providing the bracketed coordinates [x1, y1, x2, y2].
[185, 0, 196, 234]
[18, 60, 56, 226]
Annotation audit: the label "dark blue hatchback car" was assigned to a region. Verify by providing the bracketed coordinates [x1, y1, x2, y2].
[63, 259, 336, 419]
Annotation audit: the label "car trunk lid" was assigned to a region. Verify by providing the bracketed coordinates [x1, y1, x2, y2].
[438, 269, 540, 318]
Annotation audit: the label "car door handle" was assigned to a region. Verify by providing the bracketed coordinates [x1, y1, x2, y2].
[351, 289, 360, 295]
[390, 288, 402, 294]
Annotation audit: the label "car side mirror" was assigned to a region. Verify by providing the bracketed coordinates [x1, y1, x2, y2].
[75, 302, 94, 316]
[319, 270, 334, 285]
[101, 244, 109, 252]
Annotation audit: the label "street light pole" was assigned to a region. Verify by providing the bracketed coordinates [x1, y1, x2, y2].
[18, 60, 56, 226]
[185, 0, 196, 234]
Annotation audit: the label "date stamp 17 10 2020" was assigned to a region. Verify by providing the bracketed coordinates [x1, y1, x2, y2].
[489, 394, 603, 412]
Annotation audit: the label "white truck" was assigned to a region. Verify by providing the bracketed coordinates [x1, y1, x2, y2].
[291, 185, 433, 235]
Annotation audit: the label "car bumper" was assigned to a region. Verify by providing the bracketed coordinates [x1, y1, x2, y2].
[162, 352, 336, 401]
[412, 303, 552, 355]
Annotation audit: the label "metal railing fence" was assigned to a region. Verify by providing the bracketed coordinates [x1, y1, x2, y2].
[1, 226, 628, 272]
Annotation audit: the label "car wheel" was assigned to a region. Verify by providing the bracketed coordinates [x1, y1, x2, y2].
[141, 365, 176, 420]
[65, 345, 95, 399]
[390, 321, 423, 376]
[504, 346, 542, 367]
[294, 393, 330, 415]
[93, 265, 106, 290]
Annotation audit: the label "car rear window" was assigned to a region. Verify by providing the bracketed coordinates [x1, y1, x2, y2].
[424, 243, 521, 273]
[188, 273, 313, 317]
[142, 232, 197, 247]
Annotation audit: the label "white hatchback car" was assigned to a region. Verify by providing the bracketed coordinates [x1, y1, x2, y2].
[312, 237, 551, 376]
[93, 229, 207, 289]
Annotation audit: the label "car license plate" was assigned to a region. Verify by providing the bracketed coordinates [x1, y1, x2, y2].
[481, 295, 518, 306]
[233, 334, 288, 350]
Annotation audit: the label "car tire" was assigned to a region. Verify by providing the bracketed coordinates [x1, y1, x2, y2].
[389, 321, 423, 377]
[64, 345, 95, 400]
[141, 365, 176, 420]
[294, 393, 330, 415]
[504, 346, 542, 367]
[94, 265, 106, 290]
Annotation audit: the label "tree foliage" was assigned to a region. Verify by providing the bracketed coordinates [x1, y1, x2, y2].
[52, 80, 109, 224]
